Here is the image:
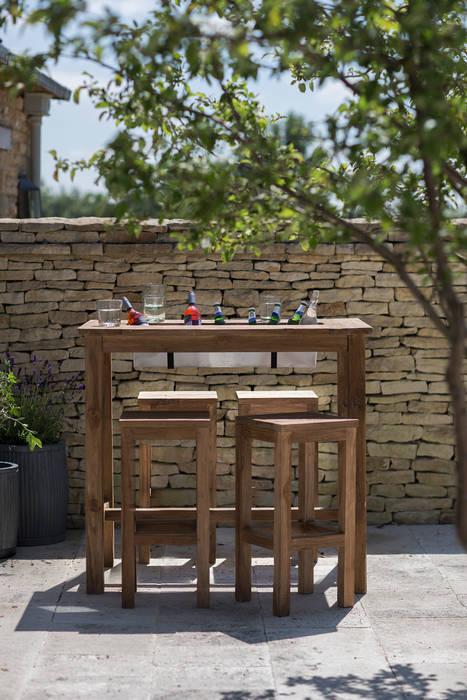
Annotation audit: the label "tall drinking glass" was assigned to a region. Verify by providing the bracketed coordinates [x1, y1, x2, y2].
[259, 293, 281, 323]
[142, 284, 166, 323]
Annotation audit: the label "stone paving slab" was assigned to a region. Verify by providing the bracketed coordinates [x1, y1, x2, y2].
[1, 524, 467, 699]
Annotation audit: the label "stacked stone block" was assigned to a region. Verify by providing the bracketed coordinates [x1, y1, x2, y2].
[0, 217, 463, 528]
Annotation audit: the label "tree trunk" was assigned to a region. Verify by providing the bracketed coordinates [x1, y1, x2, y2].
[446, 303, 467, 550]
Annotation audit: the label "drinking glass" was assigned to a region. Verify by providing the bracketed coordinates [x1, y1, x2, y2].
[97, 299, 122, 327]
[142, 284, 166, 323]
[259, 293, 281, 323]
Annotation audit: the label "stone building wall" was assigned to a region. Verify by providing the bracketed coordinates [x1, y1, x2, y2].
[0, 217, 463, 529]
[0, 91, 30, 216]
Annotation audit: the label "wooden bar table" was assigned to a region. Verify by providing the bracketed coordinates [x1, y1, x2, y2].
[79, 318, 372, 596]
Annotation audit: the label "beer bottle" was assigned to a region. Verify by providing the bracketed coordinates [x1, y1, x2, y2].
[122, 296, 149, 325]
[213, 302, 226, 324]
[184, 290, 202, 325]
[248, 307, 257, 324]
[287, 300, 308, 325]
[268, 302, 281, 324]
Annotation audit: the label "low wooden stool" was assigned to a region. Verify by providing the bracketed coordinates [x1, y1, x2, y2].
[235, 412, 358, 616]
[120, 410, 212, 608]
[137, 391, 218, 565]
[237, 390, 320, 583]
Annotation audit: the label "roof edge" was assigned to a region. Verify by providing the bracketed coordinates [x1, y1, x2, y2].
[0, 44, 71, 100]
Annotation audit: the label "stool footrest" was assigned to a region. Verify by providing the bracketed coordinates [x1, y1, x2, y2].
[104, 505, 341, 523]
[135, 519, 197, 546]
[242, 521, 344, 551]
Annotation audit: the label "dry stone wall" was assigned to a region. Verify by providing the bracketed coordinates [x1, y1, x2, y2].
[0, 217, 463, 528]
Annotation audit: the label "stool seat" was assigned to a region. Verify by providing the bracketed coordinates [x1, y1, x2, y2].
[236, 390, 318, 416]
[238, 412, 357, 438]
[235, 410, 358, 616]
[121, 409, 210, 429]
[138, 391, 218, 411]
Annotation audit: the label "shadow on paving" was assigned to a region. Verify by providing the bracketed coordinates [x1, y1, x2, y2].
[217, 665, 467, 699]
[14, 562, 362, 642]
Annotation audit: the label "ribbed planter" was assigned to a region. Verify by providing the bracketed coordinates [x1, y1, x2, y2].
[0, 442, 68, 546]
[0, 461, 19, 559]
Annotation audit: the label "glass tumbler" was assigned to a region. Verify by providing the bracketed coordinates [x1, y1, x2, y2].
[259, 293, 281, 323]
[142, 284, 166, 323]
[97, 299, 122, 327]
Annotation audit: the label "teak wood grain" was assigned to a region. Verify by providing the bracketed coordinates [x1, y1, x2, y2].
[137, 390, 218, 564]
[79, 317, 371, 596]
[237, 390, 319, 595]
[235, 412, 358, 616]
[120, 412, 213, 608]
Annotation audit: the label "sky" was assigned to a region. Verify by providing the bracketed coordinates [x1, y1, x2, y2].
[1, 2, 348, 194]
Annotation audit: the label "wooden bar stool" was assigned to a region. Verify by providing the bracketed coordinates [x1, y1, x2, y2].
[235, 411, 358, 616]
[137, 391, 218, 565]
[237, 390, 320, 587]
[120, 410, 212, 609]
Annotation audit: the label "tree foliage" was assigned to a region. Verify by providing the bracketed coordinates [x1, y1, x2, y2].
[1, 0, 466, 543]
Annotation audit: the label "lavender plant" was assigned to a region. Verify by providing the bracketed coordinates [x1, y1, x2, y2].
[0, 366, 41, 450]
[0, 353, 84, 447]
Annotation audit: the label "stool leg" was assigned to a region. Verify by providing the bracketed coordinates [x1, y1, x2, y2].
[235, 422, 252, 602]
[298, 441, 317, 594]
[209, 407, 217, 565]
[196, 426, 211, 608]
[138, 442, 151, 565]
[337, 430, 356, 608]
[273, 434, 292, 617]
[121, 429, 136, 608]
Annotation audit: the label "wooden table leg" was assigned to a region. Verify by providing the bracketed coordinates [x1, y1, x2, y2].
[349, 335, 367, 594]
[121, 427, 136, 608]
[273, 433, 292, 617]
[337, 430, 356, 607]
[102, 352, 114, 569]
[196, 426, 211, 608]
[338, 337, 367, 595]
[85, 335, 105, 594]
[235, 423, 252, 602]
[209, 405, 217, 565]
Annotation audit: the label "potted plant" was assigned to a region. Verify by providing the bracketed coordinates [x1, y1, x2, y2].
[0, 365, 39, 557]
[0, 353, 83, 546]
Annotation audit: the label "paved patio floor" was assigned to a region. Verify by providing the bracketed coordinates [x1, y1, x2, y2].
[1, 524, 466, 699]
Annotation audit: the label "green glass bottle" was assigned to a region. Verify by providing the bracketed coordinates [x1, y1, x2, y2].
[213, 302, 226, 324]
[248, 307, 257, 324]
[268, 302, 281, 324]
[287, 300, 308, 324]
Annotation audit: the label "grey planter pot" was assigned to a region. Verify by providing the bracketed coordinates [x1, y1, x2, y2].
[0, 442, 68, 546]
[0, 461, 19, 559]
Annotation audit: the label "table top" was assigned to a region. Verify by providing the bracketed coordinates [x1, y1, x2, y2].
[79, 318, 372, 353]
[80, 317, 372, 334]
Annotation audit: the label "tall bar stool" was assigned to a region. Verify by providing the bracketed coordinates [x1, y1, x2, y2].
[237, 390, 320, 590]
[137, 391, 218, 565]
[235, 411, 358, 616]
[120, 410, 213, 609]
